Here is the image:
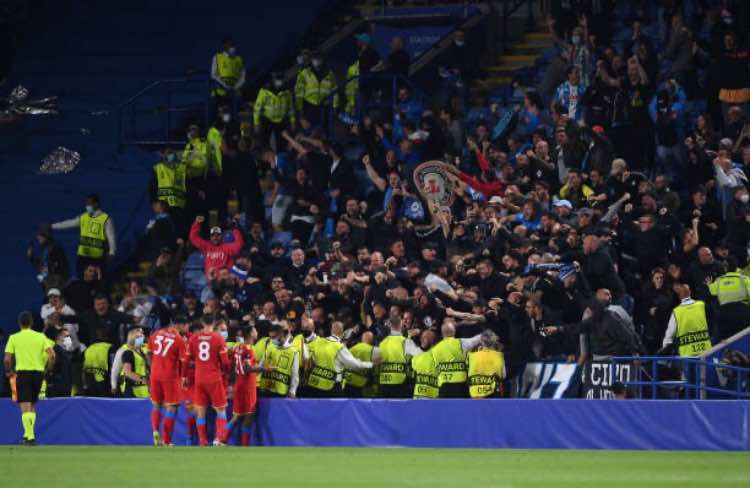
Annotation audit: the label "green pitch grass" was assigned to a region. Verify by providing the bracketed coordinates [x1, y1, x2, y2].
[0, 446, 748, 487]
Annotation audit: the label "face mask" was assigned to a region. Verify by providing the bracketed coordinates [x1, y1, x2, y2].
[302, 330, 313, 338]
[221, 113, 231, 123]
[455, 40, 465, 47]
[297, 55, 304, 66]
[85, 205, 95, 215]
[236, 336, 244, 344]
[227, 47, 237, 55]
[272, 338, 283, 347]
[134, 336, 144, 348]
[740, 194, 749, 204]
[187, 132, 194, 141]
[312, 59, 322, 69]
[62, 336, 73, 351]
[220, 330, 228, 340]
[273, 80, 283, 89]
[166, 153, 176, 163]
[571, 36, 581, 45]
[722, 17, 733, 25]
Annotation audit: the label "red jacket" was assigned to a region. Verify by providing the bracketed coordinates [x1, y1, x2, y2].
[189, 222, 244, 277]
[458, 150, 505, 198]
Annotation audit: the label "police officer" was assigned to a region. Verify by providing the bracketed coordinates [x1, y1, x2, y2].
[4, 311, 55, 445]
[663, 283, 713, 357]
[119, 325, 149, 398]
[254, 72, 295, 149]
[302, 321, 374, 397]
[431, 319, 481, 398]
[467, 331, 506, 399]
[411, 329, 438, 399]
[377, 317, 421, 398]
[294, 51, 338, 127]
[51, 194, 115, 277]
[210, 37, 246, 113]
[708, 257, 750, 341]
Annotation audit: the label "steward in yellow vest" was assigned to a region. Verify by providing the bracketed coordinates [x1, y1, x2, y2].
[344, 331, 377, 398]
[182, 125, 209, 179]
[119, 326, 149, 398]
[432, 321, 480, 398]
[669, 299, 713, 357]
[51, 194, 115, 274]
[377, 320, 421, 398]
[467, 331, 505, 399]
[211, 38, 245, 98]
[411, 330, 438, 399]
[708, 261, 750, 340]
[153, 151, 187, 209]
[83, 340, 112, 396]
[259, 324, 300, 398]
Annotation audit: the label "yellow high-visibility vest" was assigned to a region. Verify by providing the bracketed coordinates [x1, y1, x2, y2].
[119, 347, 149, 398]
[468, 349, 505, 398]
[306, 338, 343, 391]
[709, 272, 750, 306]
[212, 52, 244, 97]
[206, 127, 223, 176]
[154, 162, 187, 208]
[411, 351, 438, 399]
[673, 301, 713, 357]
[78, 212, 109, 259]
[345, 342, 373, 389]
[182, 137, 208, 179]
[261, 343, 297, 396]
[378, 335, 408, 385]
[294, 67, 338, 110]
[431, 337, 467, 386]
[254, 87, 295, 126]
[344, 61, 359, 114]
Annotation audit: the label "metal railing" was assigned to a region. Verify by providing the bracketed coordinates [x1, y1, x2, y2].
[609, 356, 750, 400]
[117, 76, 209, 148]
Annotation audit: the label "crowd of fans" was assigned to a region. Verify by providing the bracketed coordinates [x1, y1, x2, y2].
[19, 0, 750, 400]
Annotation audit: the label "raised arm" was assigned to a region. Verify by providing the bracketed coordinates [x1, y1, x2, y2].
[362, 154, 387, 192]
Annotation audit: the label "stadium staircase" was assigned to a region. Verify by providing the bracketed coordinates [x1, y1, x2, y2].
[0, 0, 334, 333]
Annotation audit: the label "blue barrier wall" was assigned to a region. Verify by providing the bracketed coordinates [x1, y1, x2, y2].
[1, 398, 748, 450]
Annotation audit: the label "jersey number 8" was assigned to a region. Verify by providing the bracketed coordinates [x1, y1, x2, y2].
[198, 340, 211, 361]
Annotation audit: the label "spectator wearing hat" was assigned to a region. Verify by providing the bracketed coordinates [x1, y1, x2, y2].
[41, 288, 79, 351]
[189, 215, 244, 279]
[27, 223, 69, 293]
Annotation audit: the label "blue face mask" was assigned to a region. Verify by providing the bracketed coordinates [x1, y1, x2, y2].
[134, 336, 144, 348]
[220, 330, 229, 340]
[166, 153, 176, 163]
[85, 205, 95, 215]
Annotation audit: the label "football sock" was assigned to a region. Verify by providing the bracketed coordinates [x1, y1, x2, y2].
[163, 410, 176, 444]
[196, 417, 208, 446]
[150, 407, 162, 433]
[240, 426, 252, 447]
[22, 412, 36, 440]
[215, 412, 227, 442]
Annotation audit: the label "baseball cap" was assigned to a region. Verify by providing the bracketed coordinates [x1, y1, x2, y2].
[210, 226, 222, 235]
[553, 199, 573, 209]
[47, 288, 61, 297]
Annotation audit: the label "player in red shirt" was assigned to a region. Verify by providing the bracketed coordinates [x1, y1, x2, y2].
[182, 314, 230, 446]
[222, 326, 272, 446]
[181, 321, 202, 445]
[147, 317, 187, 446]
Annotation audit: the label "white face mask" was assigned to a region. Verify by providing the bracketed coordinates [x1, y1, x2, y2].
[571, 35, 581, 45]
[220, 330, 228, 340]
[221, 113, 231, 123]
[227, 46, 237, 55]
[273, 80, 283, 89]
[455, 40, 464, 47]
[236, 336, 244, 344]
[312, 59, 322, 69]
[166, 153, 176, 163]
[62, 336, 73, 351]
[740, 194, 749, 204]
[297, 55, 305, 66]
[134, 336, 144, 348]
